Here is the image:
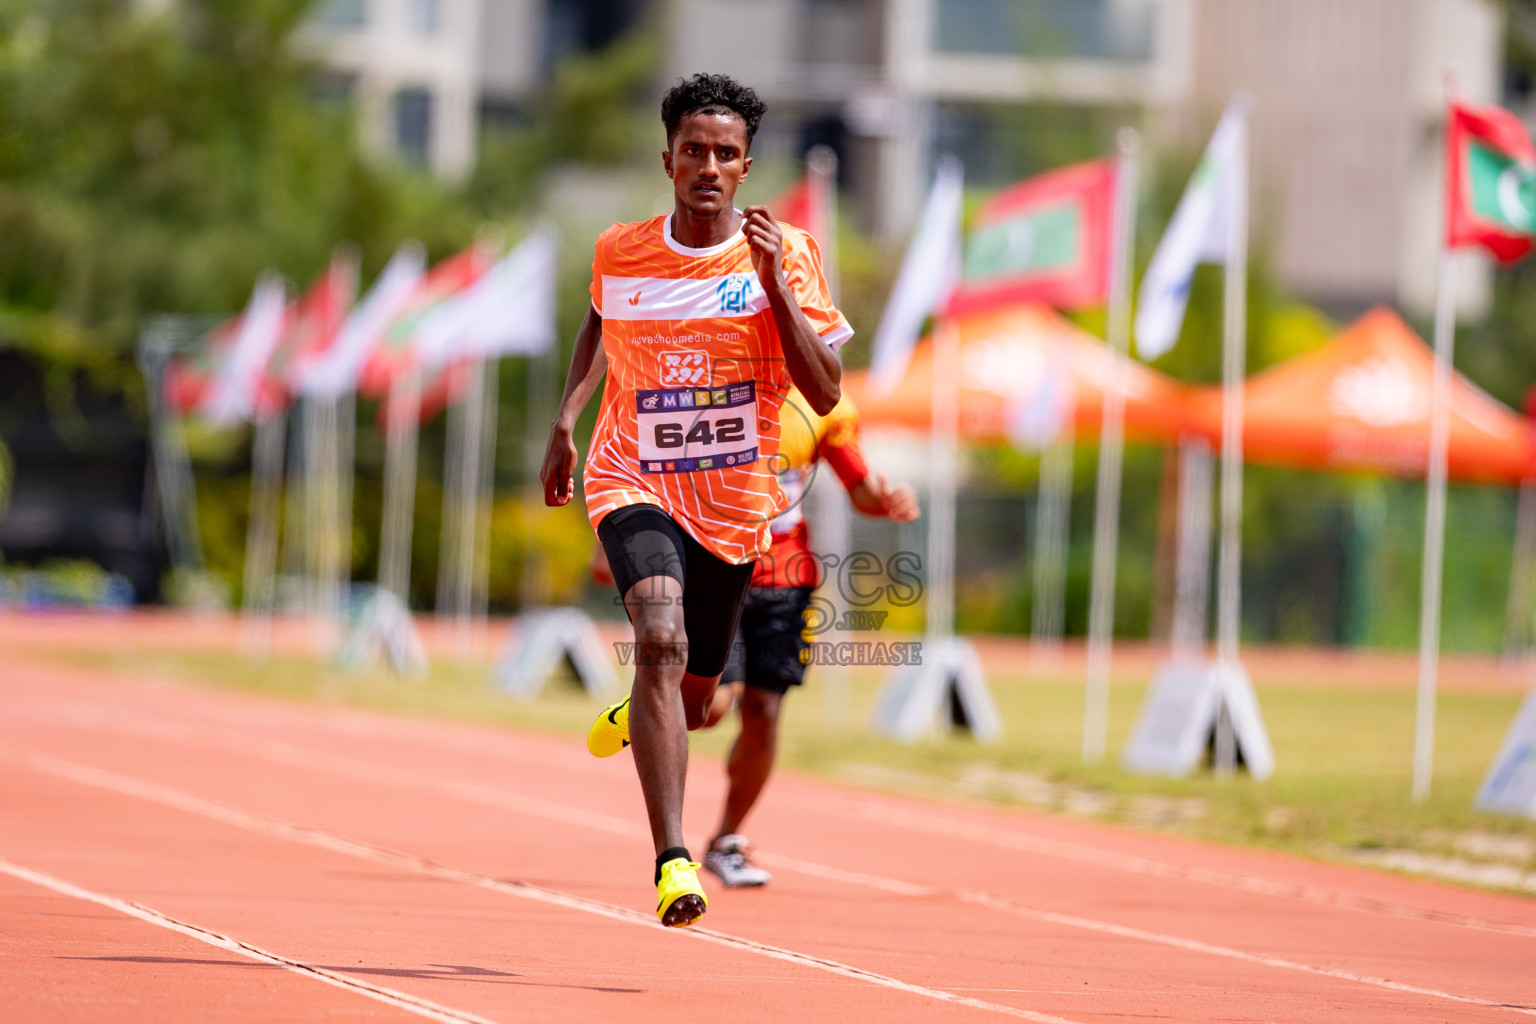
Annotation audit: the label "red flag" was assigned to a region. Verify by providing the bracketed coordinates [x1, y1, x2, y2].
[259, 254, 358, 418]
[947, 160, 1115, 316]
[769, 171, 830, 250]
[1445, 100, 1536, 264]
[162, 274, 287, 423]
[163, 318, 236, 416]
[357, 245, 491, 398]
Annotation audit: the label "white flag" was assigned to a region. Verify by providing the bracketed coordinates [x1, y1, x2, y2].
[295, 243, 426, 400]
[1134, 98, 1249, 361]
[416, 228, 558, 368]
[202, 272, 287, 427]
[869, 156, 964, 395]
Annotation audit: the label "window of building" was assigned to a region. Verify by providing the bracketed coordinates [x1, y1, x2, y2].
[312, 0, 367, 29]
[934, 0, 1155, 61]
[394, 88, 434, 165]
[406, 0, 439, 36]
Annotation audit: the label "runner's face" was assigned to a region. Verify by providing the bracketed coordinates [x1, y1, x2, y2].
[664, 111, 751, 218]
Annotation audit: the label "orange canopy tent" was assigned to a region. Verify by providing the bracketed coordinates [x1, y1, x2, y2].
[841, 304, 1189, 444]
[1181, 307, 1536, 484]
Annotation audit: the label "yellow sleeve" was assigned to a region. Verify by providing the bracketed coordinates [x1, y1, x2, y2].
[818, 394, 860, 452]
[776, 388, 821, 471]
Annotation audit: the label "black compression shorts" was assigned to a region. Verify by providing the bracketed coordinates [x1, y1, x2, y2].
[720, 586, 816, 695]
[596, 504, 755, 679]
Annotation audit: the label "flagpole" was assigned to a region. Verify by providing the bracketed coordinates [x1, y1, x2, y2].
[137, 321, 208, 580]
[1170, 436, 1214, 660]
[337, 389, 357, 625]
[1082, 128, 1140, 763]
[312, 395, 344, 652]
[1031, 415, 1074, 667]
[1414, 79, 1467, 802]
[809, 146, 840, 301]
[927, 315, 960, 648]
[437, 368, 470, 631]
[279, 391, 309, 614]
[1415, 251, 1458, 800]
[303, 396, 329, 648]
[453, 359, 487, 656]
[470, 357, 500, 653]
[241, 410, 287, 656]
[379, 367, 423, 605]
[1213, 107, 1251, 776]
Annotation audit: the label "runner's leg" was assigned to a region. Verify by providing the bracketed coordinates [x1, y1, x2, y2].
[703, 613, 749, 729]
[703, 681, 742, 728]
[711, 586, 810, 843]
[676, 529, 753, 734]
[622, 574, 690, 855]
[715, 685, 783, 839]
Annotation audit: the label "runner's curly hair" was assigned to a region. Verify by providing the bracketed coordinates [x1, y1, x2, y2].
[661, 73, 767, 150]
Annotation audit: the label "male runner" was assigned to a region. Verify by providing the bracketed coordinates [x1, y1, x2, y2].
[698, 387, 917, 887]
[540, 73, 849, 928]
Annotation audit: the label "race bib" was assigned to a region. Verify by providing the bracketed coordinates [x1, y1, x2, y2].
[636, 381, 759, 474]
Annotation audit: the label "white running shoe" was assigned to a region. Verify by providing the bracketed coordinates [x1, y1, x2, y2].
[703, 835, 772, 888]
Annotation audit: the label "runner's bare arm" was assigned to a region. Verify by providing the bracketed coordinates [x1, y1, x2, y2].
[541, 307, 607, 506]
[849, 473, 919, 521]
[743, 205, 841, 415]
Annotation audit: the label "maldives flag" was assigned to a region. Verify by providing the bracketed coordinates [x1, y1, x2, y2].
[357, 244, 491, 398]
[947, 159, 1115, 317]
[1446, 100, 1536, 264]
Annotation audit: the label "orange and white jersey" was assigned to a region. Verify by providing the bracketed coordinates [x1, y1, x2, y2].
[584, 212, 852, 565]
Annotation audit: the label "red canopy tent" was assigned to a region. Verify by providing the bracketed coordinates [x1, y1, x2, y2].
[841, 304, 1189, 444]
[1181, 307, 1536, 484]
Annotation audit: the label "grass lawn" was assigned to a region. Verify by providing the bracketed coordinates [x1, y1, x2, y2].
[37, 638, 1536, 894]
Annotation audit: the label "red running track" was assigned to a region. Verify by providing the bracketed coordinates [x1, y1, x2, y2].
[1, 659, 1533, 1022]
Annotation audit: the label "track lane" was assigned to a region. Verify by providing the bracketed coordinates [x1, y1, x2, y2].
[0, 759, 1034, 1023]
[3, 660, 1534, 1021]
[15, 664, 1535, 939]
[0, 870, 428, 1023]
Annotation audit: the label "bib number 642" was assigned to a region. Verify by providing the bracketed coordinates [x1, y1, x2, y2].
[654, 418, 747, 449]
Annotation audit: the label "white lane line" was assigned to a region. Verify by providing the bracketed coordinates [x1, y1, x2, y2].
[11, 714, 1536, 1016]
[849, 802, 1536, 942]
[17, 709, 931, 898]
[8, 745, 1533, 1019]
[0, 748, 1080, 1024]
[0, 856, 502, 1024]
[958, 890, 1536, 1017]
[21, 699, 1536, 941]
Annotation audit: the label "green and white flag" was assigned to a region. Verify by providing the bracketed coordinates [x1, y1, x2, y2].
[1446, 100, 1536, 264]
[1133, 98, 1248, 361]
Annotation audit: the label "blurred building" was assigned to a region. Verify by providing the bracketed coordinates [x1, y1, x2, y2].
[299, 0, 538, 177]
[290, 0, 1503, 314]
[296, 0, 645, 177]
[665, 0, 1504, 315]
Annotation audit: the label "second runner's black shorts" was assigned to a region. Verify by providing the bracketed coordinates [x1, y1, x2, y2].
[720, 585, 816, 695]
[596, 504, 755, 679]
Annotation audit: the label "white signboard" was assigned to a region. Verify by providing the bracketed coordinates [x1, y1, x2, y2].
[870, 636, 1002, 742]
[495, 607, 622, 701]
[341, 587, 427, 678]
[1475, 691, 1536, 818]
[1122, 660, 1274, 779]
